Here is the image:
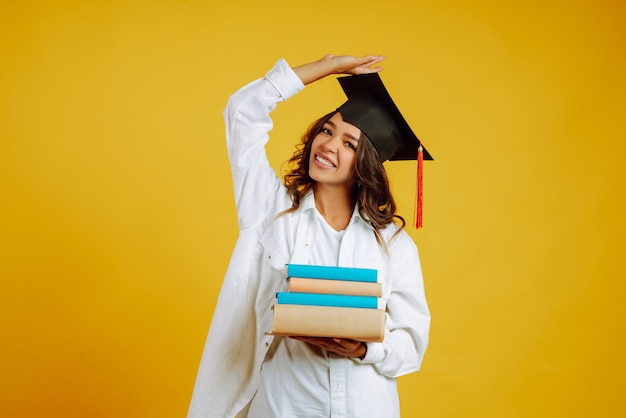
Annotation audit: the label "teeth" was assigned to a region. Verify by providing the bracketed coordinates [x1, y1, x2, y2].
[316, 155, 335, 167]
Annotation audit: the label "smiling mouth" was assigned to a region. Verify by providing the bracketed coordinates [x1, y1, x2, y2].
[315, 154, 336, 168]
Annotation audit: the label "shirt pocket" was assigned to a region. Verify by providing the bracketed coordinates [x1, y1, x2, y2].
[258, 230, 289, 301]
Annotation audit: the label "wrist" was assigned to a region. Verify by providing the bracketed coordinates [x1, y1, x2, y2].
[293, 55, 337, 85]
[358, 342, 368, 360]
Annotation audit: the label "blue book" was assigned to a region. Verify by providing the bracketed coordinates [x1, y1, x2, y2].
[286, 264, 378, 283]
[276, 292, 380, 309]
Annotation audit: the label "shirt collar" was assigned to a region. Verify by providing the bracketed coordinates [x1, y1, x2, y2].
[300, 191, 317, 212]
[301, 191, 373, 231]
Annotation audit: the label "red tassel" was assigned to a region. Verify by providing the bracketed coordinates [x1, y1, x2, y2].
[415, 145, 424, 229]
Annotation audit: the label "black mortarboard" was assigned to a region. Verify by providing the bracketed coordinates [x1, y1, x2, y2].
[336, 72, 433, 228]
[336, 73, 433, 162]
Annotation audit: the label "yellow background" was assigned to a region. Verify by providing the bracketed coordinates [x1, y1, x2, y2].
[1, 0, 625, 416]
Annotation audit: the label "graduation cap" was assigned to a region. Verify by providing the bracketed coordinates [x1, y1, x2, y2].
[336, 73, 433, 228]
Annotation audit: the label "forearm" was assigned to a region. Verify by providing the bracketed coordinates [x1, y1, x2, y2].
[224, 59, 304, 229]
[292, 55, 340, 85]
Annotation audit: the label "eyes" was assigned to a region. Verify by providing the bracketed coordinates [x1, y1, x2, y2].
[321, 126, 358, 151]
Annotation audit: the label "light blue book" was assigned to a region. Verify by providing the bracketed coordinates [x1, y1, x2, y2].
[286, 264, 378, 283]
[276, 292, 380, 309]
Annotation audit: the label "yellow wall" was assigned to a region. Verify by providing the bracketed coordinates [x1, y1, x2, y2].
[2, 0, 625, 416]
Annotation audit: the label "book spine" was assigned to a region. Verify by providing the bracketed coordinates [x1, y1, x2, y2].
[270, 304, 385, 342]
[276, 292, 380, 309]
[288, 278, 383, 297]
[286, 264, 378, 283]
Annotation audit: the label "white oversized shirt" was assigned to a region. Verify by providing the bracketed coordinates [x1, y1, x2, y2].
[187, 59, 431, 418]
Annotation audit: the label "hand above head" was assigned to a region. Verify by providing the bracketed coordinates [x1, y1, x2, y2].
[293, 54, 385, 85]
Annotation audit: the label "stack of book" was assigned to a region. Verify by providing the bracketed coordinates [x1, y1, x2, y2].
[268, 264, 385, 342]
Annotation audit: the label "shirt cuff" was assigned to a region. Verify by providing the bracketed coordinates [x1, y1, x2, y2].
[265, 58, 305, 101]
[359, 341, 384, 364]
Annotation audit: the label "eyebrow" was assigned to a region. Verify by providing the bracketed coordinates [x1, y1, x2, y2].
[325, 120, 360, 142]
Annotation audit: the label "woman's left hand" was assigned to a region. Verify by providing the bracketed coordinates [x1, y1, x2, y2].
[291, 336, 367, 359]
[292, 54, 385, 85]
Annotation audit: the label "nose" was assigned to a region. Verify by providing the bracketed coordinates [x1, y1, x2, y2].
[320, 135, 341, 153]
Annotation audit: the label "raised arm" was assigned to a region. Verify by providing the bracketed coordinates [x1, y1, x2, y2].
[292, 54, 385, 85]
[224, 54, 384, 230]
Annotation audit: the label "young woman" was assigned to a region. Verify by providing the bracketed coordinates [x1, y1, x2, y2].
[188, 54, 431, 418]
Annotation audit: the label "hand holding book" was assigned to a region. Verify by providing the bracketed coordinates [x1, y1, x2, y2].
[290, 336, 367, 359]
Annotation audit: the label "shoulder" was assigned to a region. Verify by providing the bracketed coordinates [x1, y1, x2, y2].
[382, 224, 419, 264]
[381, 222, 414, 245]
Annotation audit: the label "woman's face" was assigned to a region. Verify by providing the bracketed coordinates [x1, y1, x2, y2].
[308, 112, 360, 190]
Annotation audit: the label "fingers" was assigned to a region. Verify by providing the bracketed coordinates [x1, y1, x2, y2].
[363, 55, 386, 67]
[327, 54, 385, 75]
[291, 336, 363, 357]
[332, 338, 362, 352]
[356, 55, 385, 66]
[350, 55, 385, 74]
[294, 54, 385, 85]
[292, 337, 339, 353]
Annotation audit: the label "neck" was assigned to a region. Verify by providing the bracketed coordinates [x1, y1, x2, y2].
[313, 183, 355, 231]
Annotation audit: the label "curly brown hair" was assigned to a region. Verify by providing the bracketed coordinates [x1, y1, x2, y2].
[282, 111, 405, 247]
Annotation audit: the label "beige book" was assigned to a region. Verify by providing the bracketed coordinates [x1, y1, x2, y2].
[268, 304, 385, 342]
[288, 277, 383, 297]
